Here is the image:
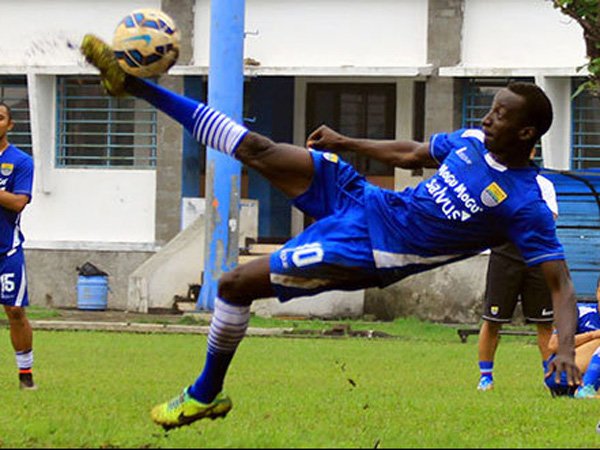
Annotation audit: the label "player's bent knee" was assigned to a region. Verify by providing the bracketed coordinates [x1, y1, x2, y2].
[235, 132, 274, 162]
[217, 268, 255, 306]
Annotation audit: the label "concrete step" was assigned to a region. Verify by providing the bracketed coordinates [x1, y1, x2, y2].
[175, 301, 197, 313]
[239, 253, 270, 265]
[246, 243, 283, 255]
[238, 243, 283, 265]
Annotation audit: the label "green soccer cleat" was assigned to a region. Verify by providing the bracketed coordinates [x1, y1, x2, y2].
[574, 384, 598, 399]
[80, 34, 128, 97]
[477, 377, 494, 391]
[150, 387, 233, 431]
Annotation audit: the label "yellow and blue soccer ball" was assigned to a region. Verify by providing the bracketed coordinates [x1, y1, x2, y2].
[112, 8, 180, 78]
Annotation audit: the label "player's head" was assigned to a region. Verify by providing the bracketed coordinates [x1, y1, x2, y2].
[0, 102, 14, 142]
[481, 82, 553, 159]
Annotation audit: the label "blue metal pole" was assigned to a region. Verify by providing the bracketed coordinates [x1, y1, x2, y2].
[197, 0, 245, 311]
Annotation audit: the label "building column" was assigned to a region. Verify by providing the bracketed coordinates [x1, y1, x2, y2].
[424, 0, 464, 150]
[154, 0, 195, 245]
[536, 76, 572, 170]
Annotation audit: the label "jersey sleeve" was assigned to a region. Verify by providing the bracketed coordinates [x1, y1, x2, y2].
[536, 175, 558, 217]
[12, 155, 34, 200]
[508, 202, 564, 266]
[429, 128, 485, 165]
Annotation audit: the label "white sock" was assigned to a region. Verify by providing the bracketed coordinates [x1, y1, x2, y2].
[207, 297, 251, 354]
[192, 104, 248, 156]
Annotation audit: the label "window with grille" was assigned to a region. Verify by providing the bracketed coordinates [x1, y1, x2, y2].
[0, 76, 32, 155]
[462, 77, 543, 166]
[305, 83, 396, 176]
[56, 76, 157, 168]
[571, 78, 600, 169]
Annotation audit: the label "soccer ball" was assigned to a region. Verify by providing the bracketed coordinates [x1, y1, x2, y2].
[112, 8, 180, 78]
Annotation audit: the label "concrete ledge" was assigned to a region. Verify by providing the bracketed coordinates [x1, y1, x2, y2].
[251, 290, 365, 319]
[30, 320, 293, 336]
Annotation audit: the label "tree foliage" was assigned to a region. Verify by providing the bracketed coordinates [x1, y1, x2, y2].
[552, 0, 600, 95]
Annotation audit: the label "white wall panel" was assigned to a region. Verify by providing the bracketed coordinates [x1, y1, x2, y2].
[0, 0, 160, 66]
[194, 0, 428, 68]
[462, 0, 587, 68]
[21, 170, 156, 243]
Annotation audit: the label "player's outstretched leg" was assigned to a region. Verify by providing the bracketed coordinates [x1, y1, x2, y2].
[80, 34, 248, 158]
[151, 256, 272, 430]
[150, 297, 251, 430]
[81, 33, 314, 198]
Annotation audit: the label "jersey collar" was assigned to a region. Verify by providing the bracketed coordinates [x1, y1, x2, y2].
[484, 152, 508, 172]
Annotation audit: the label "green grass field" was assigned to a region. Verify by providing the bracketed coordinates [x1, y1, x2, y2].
[0, 318, 598, 448]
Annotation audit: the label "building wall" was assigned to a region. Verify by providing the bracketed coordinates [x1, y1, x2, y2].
[0, 0, 161, 67]
[22, 169, 155, 243]
[194, 0, 429, 69]
[0, 0, 592, 315]
[462, 0, 586, 69]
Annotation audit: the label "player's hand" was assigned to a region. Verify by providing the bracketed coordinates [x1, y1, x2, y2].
[545, 352, 582, 386]
[306, 125, 345, 151]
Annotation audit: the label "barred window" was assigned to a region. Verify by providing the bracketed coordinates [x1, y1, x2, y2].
[462, 77, 542, 166]
[571, 78, 600, 169]
[0, 76, 32, 155]
[56, 76, 157, 168]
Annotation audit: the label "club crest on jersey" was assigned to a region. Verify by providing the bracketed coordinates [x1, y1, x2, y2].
[322, 152, 339, 163]
[481, 182, 507, 207]
[1, 163, 13, 176]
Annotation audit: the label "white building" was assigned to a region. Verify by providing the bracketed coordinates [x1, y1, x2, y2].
[1, 0, 597, 317]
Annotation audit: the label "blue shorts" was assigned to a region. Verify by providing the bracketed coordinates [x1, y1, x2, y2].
[0, 247, 29, 307]
[270, 151, 381, 302]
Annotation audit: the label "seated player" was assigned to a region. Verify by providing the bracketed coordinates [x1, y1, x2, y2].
[545, 276, 600, 398]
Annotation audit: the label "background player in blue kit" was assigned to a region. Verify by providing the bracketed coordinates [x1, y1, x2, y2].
[0, 102, 36, 390]
[81, 35, 581, 430]
[545, 276, 600, 398]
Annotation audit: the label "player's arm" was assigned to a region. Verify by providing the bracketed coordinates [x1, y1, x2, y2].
[540, 259, 582, 385]
[306, 125, 439, 169]
[0, 191, 29, 213]
[547, 330, 600, 353]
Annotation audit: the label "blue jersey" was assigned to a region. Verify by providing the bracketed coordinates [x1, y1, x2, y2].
[0, 145, 33, 254]
[364, 128, 563, 279]
[575, 303, 600, 333]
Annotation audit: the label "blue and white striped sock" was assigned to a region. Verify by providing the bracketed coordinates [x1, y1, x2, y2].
[479, 360, 493, 381]
[188, 297, 250, 403]
[126, 76, 248, 156]
[16, 349, 33, 372]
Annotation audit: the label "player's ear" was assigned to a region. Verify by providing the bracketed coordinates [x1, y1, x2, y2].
[518, 126, 536, 142]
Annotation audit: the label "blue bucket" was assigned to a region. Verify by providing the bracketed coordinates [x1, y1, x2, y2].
[77, 275, 108, 310]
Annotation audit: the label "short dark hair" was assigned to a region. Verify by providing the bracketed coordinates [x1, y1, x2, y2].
[0, 101, 12, 121]
[507, 82, 553, 140]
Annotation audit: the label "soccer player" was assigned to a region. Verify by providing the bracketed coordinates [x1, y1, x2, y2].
[302, 131, 561, 393]
[80, 34, 580, 430]
[0, 101, 36, 390]
[545, 276, 600, 398]
[476, 156, 558, 392]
